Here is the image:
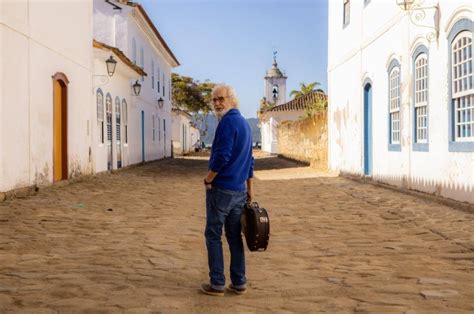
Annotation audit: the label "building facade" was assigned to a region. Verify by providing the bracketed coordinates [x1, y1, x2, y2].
[171, 108, 200, 155]
[0, 0, 94, 192]
[93, 0, 179, 172]
[328, 0, 473, 203]
[259, 56, 288, 153]
[0, 0, 179, 195]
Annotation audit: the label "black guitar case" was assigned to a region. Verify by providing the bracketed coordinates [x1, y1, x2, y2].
[241, 202, 270, 252]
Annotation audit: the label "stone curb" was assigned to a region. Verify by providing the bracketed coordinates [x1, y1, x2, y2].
[0, 158, 172, 203]
[340, 172, 474, 214]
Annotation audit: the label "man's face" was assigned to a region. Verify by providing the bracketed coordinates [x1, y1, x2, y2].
[212, 91, 233, 119]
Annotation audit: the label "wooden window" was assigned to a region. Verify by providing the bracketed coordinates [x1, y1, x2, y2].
[96, 89, 104, 144]
[122, 99, 128, 144]
[451, 31, 473, 141]
[415, 53, 428, 143]
[389, 67, 401, 145]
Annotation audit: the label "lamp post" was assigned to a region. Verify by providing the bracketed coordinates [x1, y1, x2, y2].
[158, 97, 164, 108]
[396, 0, 440, 43]
[105, 55, 117, 77]
[396, 0, 415, 10]
[132, 80, 142, 96]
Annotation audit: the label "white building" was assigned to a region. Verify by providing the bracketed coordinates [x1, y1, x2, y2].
[259, 55, 288, 153]
[328, 0, 473, 203]
[0, 0, 179, 195]
[0, 0, 94, 191]
[171, 108, 200, 155]
[93, 0, 179, 171]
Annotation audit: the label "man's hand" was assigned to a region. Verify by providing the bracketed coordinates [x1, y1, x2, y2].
[246, 178, 253, 203]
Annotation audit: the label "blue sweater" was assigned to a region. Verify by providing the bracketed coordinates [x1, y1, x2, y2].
[209, 109, 254, 192]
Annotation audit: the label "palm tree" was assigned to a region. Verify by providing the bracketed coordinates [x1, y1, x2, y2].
[290, 82, 323, 99]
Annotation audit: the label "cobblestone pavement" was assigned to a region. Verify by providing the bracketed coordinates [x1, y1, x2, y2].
[0, 156, 473, 313]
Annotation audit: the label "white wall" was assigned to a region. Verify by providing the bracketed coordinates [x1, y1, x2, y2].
[171, 112, 197, 154]
[1, 0, 93, 191]
[259, 110, 305, 153]
[328, 0, 474, 203]
[92, 0, 176, 168]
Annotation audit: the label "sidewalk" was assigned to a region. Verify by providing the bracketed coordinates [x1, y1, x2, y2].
[0, 156, 473, 313]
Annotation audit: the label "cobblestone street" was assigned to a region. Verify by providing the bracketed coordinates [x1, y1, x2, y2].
[0, 155, 473, 313]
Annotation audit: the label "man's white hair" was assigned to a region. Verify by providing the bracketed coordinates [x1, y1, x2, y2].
[211, 84, 239, 108]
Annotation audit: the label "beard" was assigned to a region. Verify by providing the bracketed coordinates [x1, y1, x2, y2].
[215, 108, 230, 120]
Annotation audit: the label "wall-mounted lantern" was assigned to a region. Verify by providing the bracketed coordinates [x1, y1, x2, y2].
[158, 97, 164, 108]
[106, 55, 117, 77]
[132, 80, 142, 96]
[396, 0, 440, 43]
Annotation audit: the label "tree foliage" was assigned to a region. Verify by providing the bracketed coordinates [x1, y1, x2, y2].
[303, 91, 328, 119]
[171, 73, 217, 140]
[290, 81, 323, 99]
[171, 73, 216, 113]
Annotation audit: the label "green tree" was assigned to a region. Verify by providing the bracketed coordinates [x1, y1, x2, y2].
[290, 81, 323, 99]
[171, 73, 216, 140]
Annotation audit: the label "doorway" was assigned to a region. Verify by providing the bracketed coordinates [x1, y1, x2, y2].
[363, 82, 372, 176]
[52, 73, 69, 182]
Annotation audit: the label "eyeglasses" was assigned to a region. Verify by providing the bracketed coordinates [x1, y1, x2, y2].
[212, 96, 229, 103]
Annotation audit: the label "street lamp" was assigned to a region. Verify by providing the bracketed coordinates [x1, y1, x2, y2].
[158, 97, 164, 108]
[132, 80, 142, 96]
[396, 0, 415, 10]
[105, 55, 117, 77]
[396, 0, 440, 43]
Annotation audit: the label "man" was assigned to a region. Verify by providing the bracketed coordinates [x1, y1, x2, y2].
[201, 84, 254, 296]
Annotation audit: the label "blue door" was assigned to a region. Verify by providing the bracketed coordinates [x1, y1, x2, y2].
[141, 110, 145, 162]
[363, 83, 372, 176]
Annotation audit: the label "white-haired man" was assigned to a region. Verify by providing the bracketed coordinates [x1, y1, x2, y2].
[201, 85, 254, 296]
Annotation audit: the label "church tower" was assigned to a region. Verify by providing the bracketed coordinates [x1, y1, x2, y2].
[263, 52, 287, 107]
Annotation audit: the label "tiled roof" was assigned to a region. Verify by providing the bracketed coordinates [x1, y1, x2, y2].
[93, 39, 147, 76]
[266, 90, 327, 112]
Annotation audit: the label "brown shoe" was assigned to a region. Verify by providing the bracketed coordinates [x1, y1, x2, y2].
[200, 283, 224, 297]
[228, 284, 247, 295]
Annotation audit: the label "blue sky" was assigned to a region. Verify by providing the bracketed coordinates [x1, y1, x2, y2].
[141, 0, 328, 118]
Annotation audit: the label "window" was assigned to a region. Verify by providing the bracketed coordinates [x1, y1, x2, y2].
[343, 0, 350, 27]
[106, 93, 113, 144]
[448, 19, 474, 151]
[412, 45, 429, 151]
[152, 60, 155, 89]
[162, 73, 165, 96]
[122, 99, 128, 144]
[96, 89, 104, 144]
[115, 97, 121, 143]
[157, 66, 160, 94]
[132, 38, 136, 64]
[388, 59, 401, 151]
[140, 47, 144, 82]
[158, 116, 161, 141]
[152, 114, 156, 141]
[452, 32, 473, 141]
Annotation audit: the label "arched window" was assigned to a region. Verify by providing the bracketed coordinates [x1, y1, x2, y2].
[122, 99, 128, 144]
[132, 38, 136, 64]
[412, 45, 429, 151]
[157, 66, 161, 94]
[450, 28, 473, 147]
[388, 59, 401, 151]
[115, 96, 121, 143]
[96, 88, 104, 144]
[388, 59, 401, 150]
[106, 93, 113, 144]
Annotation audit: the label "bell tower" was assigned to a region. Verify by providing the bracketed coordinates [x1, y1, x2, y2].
[263, 51, 287, 107]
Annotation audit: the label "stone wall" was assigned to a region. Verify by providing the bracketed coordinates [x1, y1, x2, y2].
[277, 112, 327, 169]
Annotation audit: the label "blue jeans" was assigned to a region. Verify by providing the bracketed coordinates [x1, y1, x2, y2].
[205, 187, 247, 291]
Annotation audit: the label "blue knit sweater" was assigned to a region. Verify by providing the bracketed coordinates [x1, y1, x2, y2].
[209, 109, 254, 192]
